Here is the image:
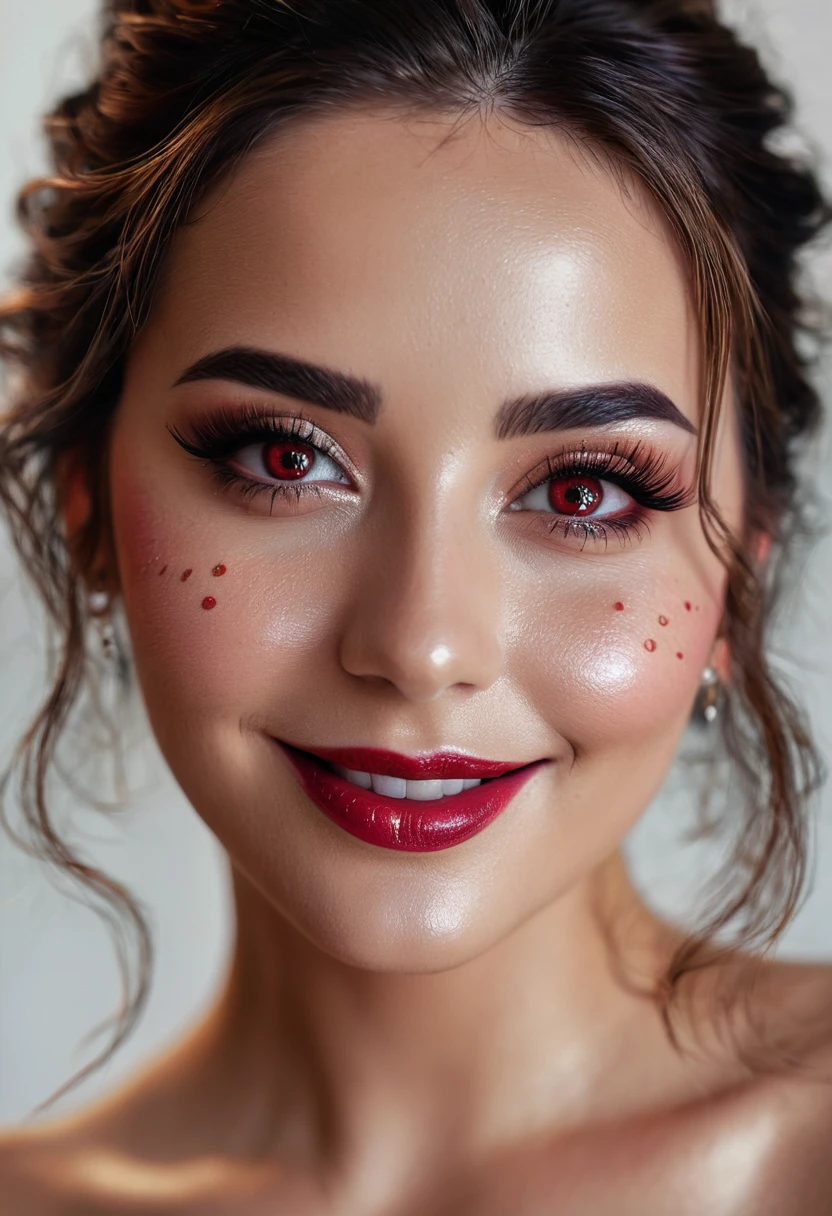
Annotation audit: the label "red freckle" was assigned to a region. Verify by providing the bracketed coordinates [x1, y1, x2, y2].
[644, 639, 657, 652]
[202, 596, 216, 611]
[614, 602, 625, 611]
[659, 615, 669, 626]
[676, 652, 684, 660]
[212, 564, 227, 577]
[181, 569, 193, 582]
[684, 601, 692, 611]
[158, 565, 168, 576]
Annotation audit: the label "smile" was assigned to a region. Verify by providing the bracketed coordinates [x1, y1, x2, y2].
[273, 740, 549, 852]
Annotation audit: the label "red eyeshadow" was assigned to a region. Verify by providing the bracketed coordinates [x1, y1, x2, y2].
[644, 639, 657, 652]
[202, 596, 217, 611]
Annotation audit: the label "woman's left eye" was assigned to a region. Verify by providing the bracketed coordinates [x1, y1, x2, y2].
[512, 474, 633, 518]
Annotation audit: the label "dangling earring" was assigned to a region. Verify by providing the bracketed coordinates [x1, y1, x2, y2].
[699, 665, 720, 723]
[87, 571, 116, 662]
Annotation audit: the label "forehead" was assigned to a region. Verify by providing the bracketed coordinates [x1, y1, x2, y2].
[147, 107, 699, 414]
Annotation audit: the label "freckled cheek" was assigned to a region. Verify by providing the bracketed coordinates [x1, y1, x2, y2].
[111, 484, 339, 718]
[519, 590, 719, 749]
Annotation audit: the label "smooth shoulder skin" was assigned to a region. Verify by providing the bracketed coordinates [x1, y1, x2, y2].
[3, 959, 832, 1216]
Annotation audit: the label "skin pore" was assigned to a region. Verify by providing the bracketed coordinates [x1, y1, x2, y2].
[18, 107, 832, 1213]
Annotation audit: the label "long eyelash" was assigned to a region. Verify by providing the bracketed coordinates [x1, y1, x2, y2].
[516, 438, 694, 513]
[515, 438, 694, 549]
[168, 410, 692, 545]
[166, 403, 346, 512]
[167, 401, 330, 458]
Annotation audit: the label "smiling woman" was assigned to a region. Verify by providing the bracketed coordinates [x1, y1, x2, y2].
[0, 0, 831, 1212]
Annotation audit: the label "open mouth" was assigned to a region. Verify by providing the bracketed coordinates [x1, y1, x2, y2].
[326, 763, 489, 801]
[273, 740, 546, 852]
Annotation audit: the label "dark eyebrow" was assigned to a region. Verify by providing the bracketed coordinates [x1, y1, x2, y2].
[174, 346, 381, 424]
[175, 346, 697, 437]
[494, 382, 697, 439]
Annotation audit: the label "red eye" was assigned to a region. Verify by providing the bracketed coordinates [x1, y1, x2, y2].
[263, 440, 316, 481]
[548, 475, 604, 516]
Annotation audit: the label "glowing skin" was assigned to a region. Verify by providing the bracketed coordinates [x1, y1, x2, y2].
[113, 112, 728, 970]
[22, 110, 832, 1212]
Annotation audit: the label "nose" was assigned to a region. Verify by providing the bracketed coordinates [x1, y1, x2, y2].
[338, 502, 504, 703]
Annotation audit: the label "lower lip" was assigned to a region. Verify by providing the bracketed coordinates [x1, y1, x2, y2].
[274, 741, 547, 852]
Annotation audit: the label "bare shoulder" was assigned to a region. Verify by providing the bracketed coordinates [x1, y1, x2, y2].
[0, 1124, 76, 1214]
[740, 954, 832, 1067]
[710, 955, 832, 1214]
[0, 1119, 290, 1215]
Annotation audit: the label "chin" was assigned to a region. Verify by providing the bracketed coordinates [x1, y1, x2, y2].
[231, 845, 542, 975]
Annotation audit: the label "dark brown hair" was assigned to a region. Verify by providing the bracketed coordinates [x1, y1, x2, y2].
[0, 0, 829, 1109]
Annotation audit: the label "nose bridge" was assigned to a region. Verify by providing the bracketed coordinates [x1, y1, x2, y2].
[338, 478, 504, 702]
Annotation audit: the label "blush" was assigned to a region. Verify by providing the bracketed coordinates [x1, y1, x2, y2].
[202, 596, 217, 611]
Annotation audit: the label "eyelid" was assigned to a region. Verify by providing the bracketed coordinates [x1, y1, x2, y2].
[507, 438, 694, 514]
[167, 403, 360, 484]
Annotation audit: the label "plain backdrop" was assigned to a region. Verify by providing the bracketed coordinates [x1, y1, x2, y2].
[1, 0, 831, 1126]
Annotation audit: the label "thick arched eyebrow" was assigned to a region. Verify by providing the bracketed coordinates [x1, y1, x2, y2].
[174, 346, 697, 437]
[174, 346, 381, 423]
[494, 382, 697, 439]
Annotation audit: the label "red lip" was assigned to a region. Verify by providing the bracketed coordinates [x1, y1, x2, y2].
[274, 740, 548, 852]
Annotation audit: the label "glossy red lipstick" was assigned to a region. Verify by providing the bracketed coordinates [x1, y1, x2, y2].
[274, 742, 547, 852]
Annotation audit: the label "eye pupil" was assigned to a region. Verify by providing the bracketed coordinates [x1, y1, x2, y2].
[549, 475, 603, 515]
[264, 440, 314, 481]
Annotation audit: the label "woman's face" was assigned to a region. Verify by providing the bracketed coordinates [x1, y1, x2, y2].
[107, 109, 742, 969]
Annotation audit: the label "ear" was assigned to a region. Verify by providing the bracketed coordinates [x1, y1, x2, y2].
[56, 449, 117, 594]
[711, 635, 731, 686]
[751, 529, 772, 568]
[56, 449, 93, 543]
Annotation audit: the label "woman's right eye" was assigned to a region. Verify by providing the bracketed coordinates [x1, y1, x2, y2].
[229, 436, 352, 487]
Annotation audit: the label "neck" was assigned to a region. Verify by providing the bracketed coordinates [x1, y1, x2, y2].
[181, 851, 684, 1197]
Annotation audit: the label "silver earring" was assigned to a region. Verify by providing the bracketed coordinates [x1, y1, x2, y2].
[700, 665, 720, 722]
[88, 578, 116, 661]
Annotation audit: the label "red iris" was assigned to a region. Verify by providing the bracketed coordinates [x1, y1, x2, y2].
[548, 475, 603, 516]
[263, 440, 315, 481]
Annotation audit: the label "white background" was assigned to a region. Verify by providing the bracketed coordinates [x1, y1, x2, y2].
[1, 0, 831, 1125]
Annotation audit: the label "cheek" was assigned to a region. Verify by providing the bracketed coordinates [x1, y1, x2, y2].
[516, 575, 720, 751]
[110, 474, 337, 732]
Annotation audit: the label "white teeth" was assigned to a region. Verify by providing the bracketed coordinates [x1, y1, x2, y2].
[343, 768, 372, 790]
[331, 765, 482, 799]
[441, 779, 465, 796]
[404, 779, 444, 801]
[371, 774, 407, 799]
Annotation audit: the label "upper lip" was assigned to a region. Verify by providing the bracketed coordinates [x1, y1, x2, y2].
[278, 741, 534, 780]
